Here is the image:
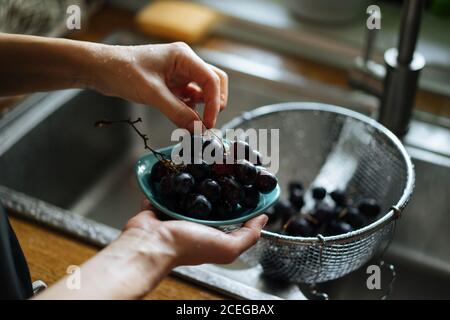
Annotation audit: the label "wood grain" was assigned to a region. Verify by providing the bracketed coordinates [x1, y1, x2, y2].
[8, 215, 224, 300]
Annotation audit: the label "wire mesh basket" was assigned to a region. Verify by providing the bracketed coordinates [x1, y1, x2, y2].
[221, 102, 415, 284]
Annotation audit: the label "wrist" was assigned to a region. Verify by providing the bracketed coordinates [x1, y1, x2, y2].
[114, 227, 178, 294]
[72, 41, 111, 91]
[86, 44, 136, 97]
[35, 227, 178, 300]
[120, 227, 178, 271]
[39, 36, 100, 90]
[34, 36, 102, 90]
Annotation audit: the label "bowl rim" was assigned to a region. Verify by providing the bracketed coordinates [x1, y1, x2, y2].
[135, 145, 281, 226]
[221, 102, 415, 243]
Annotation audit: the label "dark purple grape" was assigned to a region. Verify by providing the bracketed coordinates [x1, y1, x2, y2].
[185, 160, 210, 182]
[202, 138, 223, 159]
[198, 179, 221, 202]
[255, 168, 278, 193]
[285, 217, 316, 237]
[180, 134, 202, 164]
[312, 202, 335, 224]
[249, 150, 263, 165]
[214, 200, 236, 220]
[264, 206, 277, 225]
[357, 198, 381, 217]
[161, 193, 177, 211]
[232, 140, 251, 161]
[241, 185, 260, 209]
[218, 176, 244, 206]
[174, 195, 187, 213]
[343, 207, 368, 229]
[211, 163, 233, 177]
[185, 194, 212, 219]
[211, 154, 234, 177]
[234, 159, 258, 185]
[289, 188, 304, 210]
[233, 141, 261, 164]
[325, 220, 353, 236]
[330, 190, 347, 206]
[150, 160, 169, 183]
[289, 181, 304, 193]
[159, 174, 173, 195]
[172, 172, 195, 195]
[312, 187, 327, 200]
[155, 137, 280, 222]
[274, 200, 296, 224]
[333, 206, 346, 219]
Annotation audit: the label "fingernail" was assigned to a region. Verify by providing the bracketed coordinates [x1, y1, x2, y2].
[220, 93, 226, 107]
[185, 116, 209, 132]
[261, 214, 269, 228]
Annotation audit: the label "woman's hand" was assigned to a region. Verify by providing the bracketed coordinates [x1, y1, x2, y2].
[35, 201, 266, 300]
[94, 42, 228, 130]
[125, 200, 268, 267]
[0, 34, 227, 130]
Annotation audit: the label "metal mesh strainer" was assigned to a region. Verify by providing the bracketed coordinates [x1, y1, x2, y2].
[221, 102, 415, 284]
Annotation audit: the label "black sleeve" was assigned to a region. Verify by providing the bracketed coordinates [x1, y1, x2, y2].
[0, 202, 33, 299]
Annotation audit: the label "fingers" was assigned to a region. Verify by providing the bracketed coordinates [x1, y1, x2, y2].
[207, 64, 228, 112]
[179, 83, 204, 108]
[140, 209, 158, 220]
[187, 60, 221, 128]
[154, 43, 228, 129]
[124, 209, 159, 232]
[141, 198, 152, 211]
[183, 83, 204, 104]
[230, 214, 267, 242]
[171, 44, 223, 128]
[152, 80, 200, 131]
[159, 215, 267, 266]
[172, 67, 226, 115]
[226, 214, 268, 255]
[244, 214, 269, 230]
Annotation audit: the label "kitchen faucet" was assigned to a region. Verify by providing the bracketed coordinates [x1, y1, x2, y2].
[350, 0, 426, 137]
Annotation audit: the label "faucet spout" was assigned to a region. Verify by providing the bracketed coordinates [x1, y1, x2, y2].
[378, 0, 426, 137]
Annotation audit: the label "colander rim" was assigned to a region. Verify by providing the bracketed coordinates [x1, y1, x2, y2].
[221, 102, 415, 244]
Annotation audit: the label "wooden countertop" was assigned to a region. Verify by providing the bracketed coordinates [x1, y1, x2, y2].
[6, 4, 450, 300]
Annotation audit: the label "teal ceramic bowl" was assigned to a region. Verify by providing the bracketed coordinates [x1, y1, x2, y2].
[135, 145, 280, 227]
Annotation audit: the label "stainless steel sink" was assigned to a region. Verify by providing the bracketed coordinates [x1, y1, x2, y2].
[315, 150, 450, 299]
[1, 32, 449, 299]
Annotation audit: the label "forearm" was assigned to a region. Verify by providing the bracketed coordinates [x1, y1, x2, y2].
[34, 228, 176, 300]
[0, 33, 105, 96]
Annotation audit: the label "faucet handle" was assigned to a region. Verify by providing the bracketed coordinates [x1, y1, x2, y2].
[362, 27, 377, 66]
[347, 26, 385, 99]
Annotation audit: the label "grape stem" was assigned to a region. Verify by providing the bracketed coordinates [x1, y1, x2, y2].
[192, 110, 227, 154]
[94, 118, 167, 161]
